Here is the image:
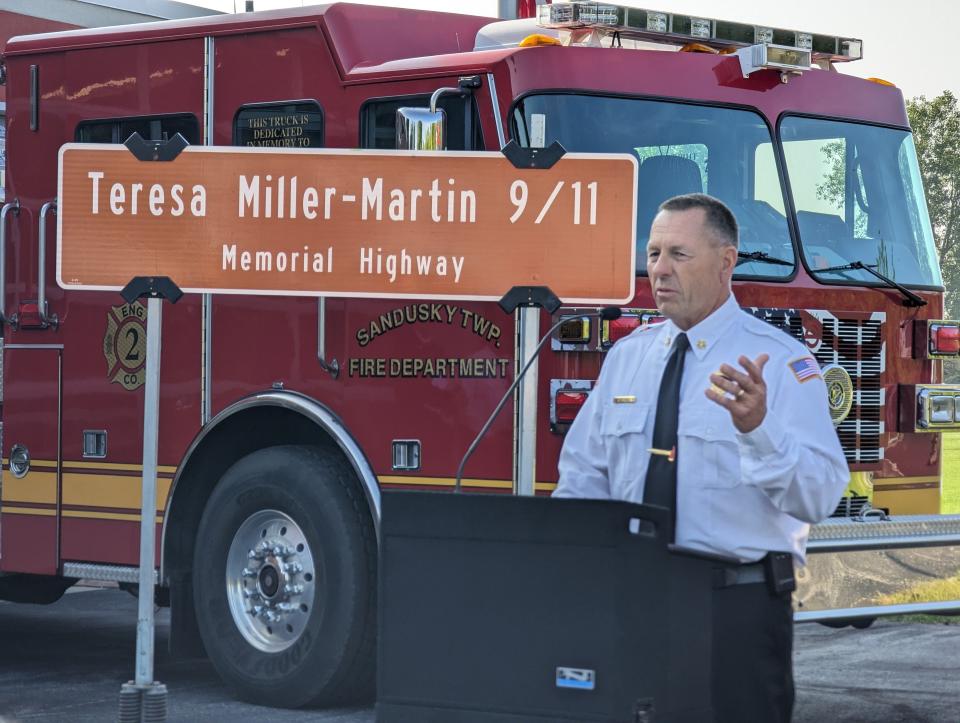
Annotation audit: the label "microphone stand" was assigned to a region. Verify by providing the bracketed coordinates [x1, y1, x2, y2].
[455, 306, 621, 492]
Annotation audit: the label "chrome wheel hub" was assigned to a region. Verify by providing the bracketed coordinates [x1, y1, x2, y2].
[225, 509, 316, 652]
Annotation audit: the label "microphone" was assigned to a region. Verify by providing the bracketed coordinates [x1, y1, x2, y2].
[455, 306, 623, 492]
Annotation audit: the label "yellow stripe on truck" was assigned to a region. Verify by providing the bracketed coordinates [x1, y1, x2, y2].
[62, 473, 171, 512]
[1, 471, 57, 505]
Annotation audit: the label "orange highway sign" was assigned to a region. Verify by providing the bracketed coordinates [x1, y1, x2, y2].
[57, 145, 637, 304]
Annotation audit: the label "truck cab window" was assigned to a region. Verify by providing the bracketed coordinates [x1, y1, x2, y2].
[781, 116, 941, 288]
[361, 94, 483, 150]
[512, 94, 794, 279]
[75, 114, 199, 144]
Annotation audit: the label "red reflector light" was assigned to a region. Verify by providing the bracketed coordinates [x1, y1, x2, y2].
[603, 315, 641, 346]
[932, 324, 960, 355]
[556, 390, 588, 423]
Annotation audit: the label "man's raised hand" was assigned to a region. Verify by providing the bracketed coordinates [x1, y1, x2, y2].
[705, 353, 770, 434]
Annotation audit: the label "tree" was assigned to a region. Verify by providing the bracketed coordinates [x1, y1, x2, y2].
[907, 91, 960, 315]
[908, 92, 960, 383]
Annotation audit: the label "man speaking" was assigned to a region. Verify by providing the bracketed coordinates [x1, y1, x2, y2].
[554, 193, 848, 722]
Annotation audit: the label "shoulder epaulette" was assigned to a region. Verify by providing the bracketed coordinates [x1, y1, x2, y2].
[741, 316, 805, 355]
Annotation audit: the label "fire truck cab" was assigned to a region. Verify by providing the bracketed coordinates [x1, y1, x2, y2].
[0, 1, 958, 707]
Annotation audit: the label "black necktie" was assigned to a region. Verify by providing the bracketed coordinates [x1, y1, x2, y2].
[643, 333, 689, 533]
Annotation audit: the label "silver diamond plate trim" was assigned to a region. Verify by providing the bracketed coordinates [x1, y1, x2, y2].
[808, 514, 960, 552]
[62, 562, 157, 584]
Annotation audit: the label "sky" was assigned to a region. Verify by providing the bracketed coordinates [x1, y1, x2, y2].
[185, 0, 957, 102]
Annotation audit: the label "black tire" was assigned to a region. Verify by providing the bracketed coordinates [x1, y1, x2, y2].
[192, 444, 377, 708]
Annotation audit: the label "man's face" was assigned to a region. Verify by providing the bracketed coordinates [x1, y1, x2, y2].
[646, 207, 737, 330]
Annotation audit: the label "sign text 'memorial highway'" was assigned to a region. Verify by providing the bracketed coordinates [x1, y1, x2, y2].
[57, 145, 637, 303]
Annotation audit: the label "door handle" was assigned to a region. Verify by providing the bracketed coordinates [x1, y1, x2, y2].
[13, 199, 59, 329]
[317, 297, 339, 378]
[14, 200, 59, 330]
[37, 200, 59, 328]
[0, 199, 20, 325]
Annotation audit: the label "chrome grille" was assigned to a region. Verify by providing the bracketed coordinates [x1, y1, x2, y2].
[829, 495, 871, 518]
[748, 308, 884, 465]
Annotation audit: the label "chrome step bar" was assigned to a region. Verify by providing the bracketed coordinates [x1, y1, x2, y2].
[63, 562, 157, 585]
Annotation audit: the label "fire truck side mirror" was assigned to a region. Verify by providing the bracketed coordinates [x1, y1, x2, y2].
[395, 106, 447, 151]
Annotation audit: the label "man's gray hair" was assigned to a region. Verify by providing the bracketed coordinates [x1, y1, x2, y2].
[658, 193, 739, 249]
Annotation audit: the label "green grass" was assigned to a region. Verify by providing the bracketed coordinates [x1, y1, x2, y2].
[875, 574, 960, 605]
[943, 433, 960, 514]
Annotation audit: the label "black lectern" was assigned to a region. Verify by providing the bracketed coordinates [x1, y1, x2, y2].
[377, 492, 717, 723]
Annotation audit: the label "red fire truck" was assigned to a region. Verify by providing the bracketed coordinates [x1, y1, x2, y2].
[1, 1, 957, 708]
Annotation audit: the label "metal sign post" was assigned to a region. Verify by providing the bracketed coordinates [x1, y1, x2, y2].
[117, 276, 181, 723]
[500, 142, 568, 497]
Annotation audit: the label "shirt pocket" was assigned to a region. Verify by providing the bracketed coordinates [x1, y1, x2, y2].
[681, 416, 741, 489]
[600, 403, 652, 497]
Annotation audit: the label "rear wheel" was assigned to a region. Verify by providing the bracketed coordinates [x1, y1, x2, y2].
[193, 445, 376, 708]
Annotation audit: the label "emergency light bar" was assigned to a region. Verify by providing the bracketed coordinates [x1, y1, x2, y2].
[537, 2, 863, 63]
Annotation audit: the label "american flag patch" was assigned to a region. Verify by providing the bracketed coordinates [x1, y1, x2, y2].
[788, 357, 820, 383]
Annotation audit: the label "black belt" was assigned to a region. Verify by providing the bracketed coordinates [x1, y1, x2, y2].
[714, 562, 766, 589]
[713, 552, 796, 594]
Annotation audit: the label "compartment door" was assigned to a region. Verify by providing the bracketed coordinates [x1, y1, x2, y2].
[0, 346, 61, 574]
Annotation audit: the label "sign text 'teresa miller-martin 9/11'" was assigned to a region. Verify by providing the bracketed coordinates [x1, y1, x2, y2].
[56, 145, 637, 304]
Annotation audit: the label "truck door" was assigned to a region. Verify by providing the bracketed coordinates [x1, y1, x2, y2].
[207, 27, 338, 413]
[0, 346, 61, 574]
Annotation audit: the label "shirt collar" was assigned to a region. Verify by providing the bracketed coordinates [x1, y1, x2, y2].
[661, 293, 740, 360]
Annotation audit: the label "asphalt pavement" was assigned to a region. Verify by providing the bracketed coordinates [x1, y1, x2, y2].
[0, 586, 372, 722]
[1, 586, 959, 722]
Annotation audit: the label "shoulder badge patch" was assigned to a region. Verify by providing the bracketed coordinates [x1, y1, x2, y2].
[103, 301, 147, 391]
[788, 356, 820, 384]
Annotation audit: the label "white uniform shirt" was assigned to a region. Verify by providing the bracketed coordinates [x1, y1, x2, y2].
[555, 293, 849, 564]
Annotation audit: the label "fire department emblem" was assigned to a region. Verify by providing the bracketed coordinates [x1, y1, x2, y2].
[103, 301, 147, 391]
[821, 364, 853, 427]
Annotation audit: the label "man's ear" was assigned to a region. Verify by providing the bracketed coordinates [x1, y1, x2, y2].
[720, 244, 738, 276]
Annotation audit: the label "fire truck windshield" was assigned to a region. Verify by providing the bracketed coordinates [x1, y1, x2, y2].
[779, 116, 941, 289]
[511, 93, 795, 278]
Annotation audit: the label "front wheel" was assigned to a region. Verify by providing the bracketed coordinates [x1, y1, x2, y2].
[193, 445, 376, 708]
